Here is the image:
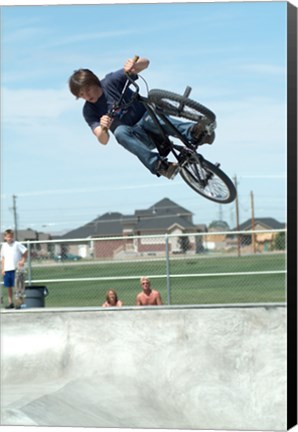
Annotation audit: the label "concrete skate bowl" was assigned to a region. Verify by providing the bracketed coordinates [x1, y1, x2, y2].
[1, 304, 286, 430]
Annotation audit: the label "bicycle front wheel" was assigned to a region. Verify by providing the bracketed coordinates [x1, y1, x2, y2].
[180, 156, 237, 204]
[148, 89, 216, 122]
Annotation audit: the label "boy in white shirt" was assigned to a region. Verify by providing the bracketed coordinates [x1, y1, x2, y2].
[1, 229, 28, 309]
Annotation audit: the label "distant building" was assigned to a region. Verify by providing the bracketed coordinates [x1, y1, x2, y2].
[235, 217, 286, 252]
[198, 217, 285, 253]
[62, 198, 207, 259]
[205, 220, 230, 250]
[16, 229, 52, 258]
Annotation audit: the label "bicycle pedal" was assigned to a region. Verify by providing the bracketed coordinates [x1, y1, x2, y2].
[206, 121, 217, 134]
[170, 167, 180, 180]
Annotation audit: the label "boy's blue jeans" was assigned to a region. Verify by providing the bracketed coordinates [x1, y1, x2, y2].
[113, 113, 194, 174]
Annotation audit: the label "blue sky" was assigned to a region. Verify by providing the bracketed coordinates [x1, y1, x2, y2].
[0, 1, 291, 234]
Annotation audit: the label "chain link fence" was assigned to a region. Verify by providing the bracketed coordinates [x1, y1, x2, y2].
[1, 229, 286, 308]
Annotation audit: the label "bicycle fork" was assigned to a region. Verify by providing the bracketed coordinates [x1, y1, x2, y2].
[178, 149, 213, 188]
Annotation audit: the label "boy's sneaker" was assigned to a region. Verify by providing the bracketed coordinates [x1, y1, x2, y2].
[191, 117, 216, 145]
[5, 303, 15, 309]
[157, 161, 179, 180]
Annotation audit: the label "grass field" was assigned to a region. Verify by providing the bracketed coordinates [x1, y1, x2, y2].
[1, 253, 286, 308]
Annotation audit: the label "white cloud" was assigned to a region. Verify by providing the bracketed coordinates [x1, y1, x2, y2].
[238, 63, 286, 76]
[49, 29, 137, 47]
[1, 87, 76, 125]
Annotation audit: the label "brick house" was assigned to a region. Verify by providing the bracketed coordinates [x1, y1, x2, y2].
[235, 217, 286, 252]
[15, 229, 52, 258]
[62, 198, 207, 259]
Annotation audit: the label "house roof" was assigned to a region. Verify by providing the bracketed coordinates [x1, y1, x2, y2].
[62, 198, 197, 239]
[236, 217, 285, 231]
[62, 213, 124, 239]
[149, 198, 192, 217]
[15, 229, 52, 242]
[136, 214, 195, 232]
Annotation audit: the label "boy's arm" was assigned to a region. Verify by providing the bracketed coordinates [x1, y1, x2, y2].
[93, 57, 150, 144]
[136, 293, 142, 306]
[1, 256, 5, 275]
[93, 115, 113, 144]
[18, 243, 28, 268]
[124, 57, 150, 74]
[156, 291, 163, 305]
[18, 249, 28, 268]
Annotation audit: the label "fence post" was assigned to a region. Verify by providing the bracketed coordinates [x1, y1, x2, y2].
[165, 234, 171, 305]
[27, 241, 32, 285]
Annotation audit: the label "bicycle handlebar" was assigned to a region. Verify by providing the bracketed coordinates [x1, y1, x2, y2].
[107, 74, 140, 117]
[131, 54, 140, 66]
[121, 55, 140, 95]
[124, 72, 140, 93]
[102, 55, 140, 133]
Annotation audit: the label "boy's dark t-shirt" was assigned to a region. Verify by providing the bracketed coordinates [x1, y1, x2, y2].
[83, 69, 146, 134]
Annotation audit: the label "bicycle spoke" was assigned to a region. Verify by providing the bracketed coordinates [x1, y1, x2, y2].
[159, 98, 201, 120]
[180, 159, 235, 203]
[149, 89, 216, 123]
[147, 89, 235, 203]
[183, 162, 205, 187]
[201, 176, 231, 200]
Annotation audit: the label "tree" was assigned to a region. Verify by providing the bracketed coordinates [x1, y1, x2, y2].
[271, 232, 286, 251]
[178, 236, 191, 254]
[208, 220, 230, 231]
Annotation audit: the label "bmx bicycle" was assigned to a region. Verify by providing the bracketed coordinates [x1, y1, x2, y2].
[107, 64, 237, 204]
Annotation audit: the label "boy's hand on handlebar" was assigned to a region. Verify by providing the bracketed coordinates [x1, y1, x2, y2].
[100, 115, 113, 131]
[124, 57, 138, 74]
[124, 56, 149, 75]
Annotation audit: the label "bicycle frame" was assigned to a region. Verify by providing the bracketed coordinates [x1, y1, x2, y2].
[107, 72, 237, 204]
[138, 95, 210, 189]
[108, 73, 208, 188]
[115, 74, 200, 165]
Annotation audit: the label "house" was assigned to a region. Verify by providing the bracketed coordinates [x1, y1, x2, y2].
[237, 217, 285, 231]
[17, 229, 52, 258]
[62, 198, 207, 259]
[205, 220, 230, 250]
[234, 217, 286, 252]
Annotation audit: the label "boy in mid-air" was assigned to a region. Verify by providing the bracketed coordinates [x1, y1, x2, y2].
[68, 56, 215, 179]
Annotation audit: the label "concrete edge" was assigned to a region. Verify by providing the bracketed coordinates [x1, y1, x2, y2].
[0, 302, 287, 315]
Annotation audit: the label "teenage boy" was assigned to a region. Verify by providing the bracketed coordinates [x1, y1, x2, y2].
[1, 229, 28, 309]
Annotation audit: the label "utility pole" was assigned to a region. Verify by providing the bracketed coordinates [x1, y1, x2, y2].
[250, 191, 256, 253]
[218, 204, 223, 221]
[233, 176, 241, 257]
[12, 195, 18, 240]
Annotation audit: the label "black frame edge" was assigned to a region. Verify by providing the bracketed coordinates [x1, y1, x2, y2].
[287, 1, 298, 430]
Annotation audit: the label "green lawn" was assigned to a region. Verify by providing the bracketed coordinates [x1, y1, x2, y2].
[1, 253, 286, 308]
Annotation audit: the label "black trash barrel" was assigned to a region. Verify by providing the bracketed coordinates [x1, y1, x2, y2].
[24, 286, 49, 308]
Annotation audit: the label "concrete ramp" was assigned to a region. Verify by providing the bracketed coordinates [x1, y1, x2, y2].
[1, 305, 287, 430]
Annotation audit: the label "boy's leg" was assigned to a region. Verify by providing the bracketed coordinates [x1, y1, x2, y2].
[140, 112, 215, 144]
[3, 271, 15, 308]
[140, 112, 194, 140]
[114, 125, 161, 174]
[7, 287, 13, 305]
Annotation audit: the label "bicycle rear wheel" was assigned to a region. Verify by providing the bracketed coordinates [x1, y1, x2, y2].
[148, 89, 216, 122]
[180, 155, 236, 203]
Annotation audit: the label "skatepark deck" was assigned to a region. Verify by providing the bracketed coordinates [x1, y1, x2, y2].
[1, 304, 287, 430]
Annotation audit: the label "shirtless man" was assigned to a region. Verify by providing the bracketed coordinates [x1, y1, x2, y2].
[136, 276, 163, 306]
